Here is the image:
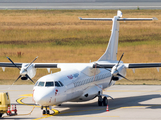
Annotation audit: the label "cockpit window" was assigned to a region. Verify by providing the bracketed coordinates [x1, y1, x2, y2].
[38, 82, 45, 87]
[55, 81, 61, 87]
[45, 82, 54, 87]
[58, 81, 64, 86]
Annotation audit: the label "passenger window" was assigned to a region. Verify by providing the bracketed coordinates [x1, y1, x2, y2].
[55, 81, 61, 87]
[45, 82, 54, 87]
[58, 81, 64, 86]
[38, 82, 45, 87]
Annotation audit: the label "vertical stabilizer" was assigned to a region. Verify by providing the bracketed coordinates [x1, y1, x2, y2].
[98, 10, 122, 61]
[98, 14, 120, 61]
[79, 10, 155, 62]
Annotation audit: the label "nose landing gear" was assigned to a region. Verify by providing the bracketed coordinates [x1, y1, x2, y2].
[41, 106, 50, 115]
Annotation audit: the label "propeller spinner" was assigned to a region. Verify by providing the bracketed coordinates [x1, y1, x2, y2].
[108, 53, 133, 86]
[7, 56, 38, 85]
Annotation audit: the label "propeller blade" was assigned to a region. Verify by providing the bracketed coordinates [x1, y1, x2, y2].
[7, 57, 21, 70]
[26, 74, 35, 84]
[117, 73, 133, 83]
[117, 53, 124, 67]
[11, 75, 21, 86]
[26, 56, 38, 70]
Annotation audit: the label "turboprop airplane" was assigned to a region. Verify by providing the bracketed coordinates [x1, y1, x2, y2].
[0, 10, 161, 115]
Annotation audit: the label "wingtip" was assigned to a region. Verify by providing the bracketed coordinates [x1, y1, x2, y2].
[153, 17, 158, 21]
[78, 17, 82, 20]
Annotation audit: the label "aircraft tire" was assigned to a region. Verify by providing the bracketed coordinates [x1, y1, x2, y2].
[103, 97, 108, 106]
[58, 104, 61, 106]
[43, 110, 46, 114]
[98, 100, 102, 106]
[47, 110, 50, 114]
[98, 96, 103, 106]
[0, 113, 3, 118]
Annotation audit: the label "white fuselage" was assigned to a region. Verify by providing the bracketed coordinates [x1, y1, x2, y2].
[32, 63, 122, 106]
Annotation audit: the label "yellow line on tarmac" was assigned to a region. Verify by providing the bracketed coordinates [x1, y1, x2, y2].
[17, 95, 118, 119]
[119, 106, 147, 109]
[69, 115, 119, 117]
[20, 94, 33, 97]
[16, 94, 59, 120]
[16, 96, 39, 107]
[32, 109, 59, 120]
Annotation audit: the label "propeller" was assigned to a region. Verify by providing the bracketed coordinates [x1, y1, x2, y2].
[7, 56, 38, 85]
[108, 53, 133, 86]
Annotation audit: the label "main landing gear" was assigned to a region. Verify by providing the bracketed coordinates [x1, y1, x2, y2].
[41, 106, 50, 115]
[98, 96, 108, 106]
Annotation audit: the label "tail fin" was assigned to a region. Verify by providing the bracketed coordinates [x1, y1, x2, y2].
[98, 11, 120, 61]
[79, 10, 156, 61]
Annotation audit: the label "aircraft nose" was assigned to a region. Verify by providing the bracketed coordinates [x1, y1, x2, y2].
[33, 88, 54, 106]
[35, 94, 52, 106]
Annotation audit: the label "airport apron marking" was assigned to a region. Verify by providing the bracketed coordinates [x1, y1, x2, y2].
[16, 94, 59, 120]
[16, 94, 161, 119]
[16, 94, 119, 119]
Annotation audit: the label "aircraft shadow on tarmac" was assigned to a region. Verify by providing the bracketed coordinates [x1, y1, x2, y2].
[55, 94, 161, 116]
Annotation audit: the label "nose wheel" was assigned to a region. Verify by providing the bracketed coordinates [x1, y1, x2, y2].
[42, 106, 50, 115]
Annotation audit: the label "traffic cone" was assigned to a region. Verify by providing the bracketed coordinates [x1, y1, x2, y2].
[11, 105, 15, 112]
[14, 105, 17, 114]
[106, 105, 109, 111]
[7, 106, 11, 115]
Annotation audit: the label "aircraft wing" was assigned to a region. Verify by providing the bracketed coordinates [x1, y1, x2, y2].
[0, 62, 22, 68]
[93, 63, 161, 69]
[0, 62, 58, 68]
[34, 63, 57, 68]
[1, 62, 161, 69]
[93, 64, 115, 68]
[124, 63, 161, 69]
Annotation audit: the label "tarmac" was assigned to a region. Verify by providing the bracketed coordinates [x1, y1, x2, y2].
[0, 0, 161, 9]
[1, 85, 161, 120]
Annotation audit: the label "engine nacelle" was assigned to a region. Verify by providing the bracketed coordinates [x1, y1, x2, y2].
[79, 85, 103, 101]
[111, 63, 126, 80]
[20, 63, 36, 80]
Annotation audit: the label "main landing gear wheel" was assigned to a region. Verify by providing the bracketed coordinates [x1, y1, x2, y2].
[103, 97, 108, 106]
[98, 96, 108, 106]
[0, 113, 3, 118]
[98, 96, 103, 106]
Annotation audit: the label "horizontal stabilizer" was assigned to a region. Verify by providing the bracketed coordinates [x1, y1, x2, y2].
[79, 17, 112, 21]
[79, 17, 156, 21]
[117, 18, 157, 21]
